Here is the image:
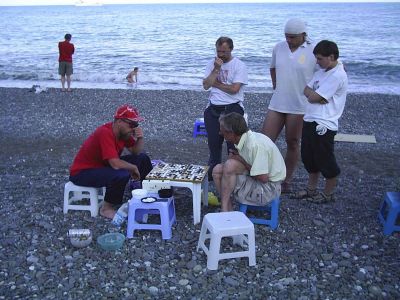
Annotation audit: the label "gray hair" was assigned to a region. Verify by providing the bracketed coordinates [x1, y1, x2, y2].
[219, 112, 248, 135]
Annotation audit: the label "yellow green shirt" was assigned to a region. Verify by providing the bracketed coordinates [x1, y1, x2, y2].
[235, 130, 286, 182]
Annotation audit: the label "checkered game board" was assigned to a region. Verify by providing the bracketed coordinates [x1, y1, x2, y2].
[145, 162, 209, 183]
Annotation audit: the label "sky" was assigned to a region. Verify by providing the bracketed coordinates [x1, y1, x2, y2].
[0, 0, 398, 6]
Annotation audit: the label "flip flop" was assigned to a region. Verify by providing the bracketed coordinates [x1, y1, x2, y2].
[307, 192, 335, 204]
[293, 188, 318, 199]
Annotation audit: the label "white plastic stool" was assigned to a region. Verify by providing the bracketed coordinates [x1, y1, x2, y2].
[63, 181, 105, 217]
[196, 211, 256, 270]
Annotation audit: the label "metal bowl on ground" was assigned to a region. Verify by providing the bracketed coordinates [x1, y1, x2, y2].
[70, 235, 92, 248]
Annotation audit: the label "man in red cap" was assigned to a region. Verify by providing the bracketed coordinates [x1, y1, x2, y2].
[69, 104, 152, 219]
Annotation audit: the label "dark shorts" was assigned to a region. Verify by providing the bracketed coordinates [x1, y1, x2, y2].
[59, 61, 73, 76]
[301, 121, 340, 179]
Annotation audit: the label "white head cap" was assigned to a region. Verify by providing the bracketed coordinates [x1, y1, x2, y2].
[284, 18, 307, 34]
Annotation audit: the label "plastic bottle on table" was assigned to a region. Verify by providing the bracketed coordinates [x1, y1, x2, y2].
[111, 202, 129, 227]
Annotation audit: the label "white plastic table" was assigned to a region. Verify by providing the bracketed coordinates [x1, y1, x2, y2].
[142, 163, 209, 225]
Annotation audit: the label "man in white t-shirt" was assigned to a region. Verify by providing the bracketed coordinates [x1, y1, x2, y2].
[203, 36, 248, 180]
[297, 40, 348, 204]
[212, 113, 286, 212]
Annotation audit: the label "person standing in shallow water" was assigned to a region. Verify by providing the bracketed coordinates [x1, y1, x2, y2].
[261, 18, 317, 193]
[58, 33, 75, 92]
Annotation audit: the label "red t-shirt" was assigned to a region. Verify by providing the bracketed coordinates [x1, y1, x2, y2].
[58, 40, 75, 62]
[70, 122, 135, 176]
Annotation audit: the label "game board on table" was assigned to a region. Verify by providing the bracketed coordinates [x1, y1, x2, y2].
[145, 162, 209, 183]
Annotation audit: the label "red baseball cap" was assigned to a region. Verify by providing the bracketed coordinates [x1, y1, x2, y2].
[114, 104, 144, 122]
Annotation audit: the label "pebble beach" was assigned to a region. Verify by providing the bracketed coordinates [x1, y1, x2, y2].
[0, 87, 399, 299]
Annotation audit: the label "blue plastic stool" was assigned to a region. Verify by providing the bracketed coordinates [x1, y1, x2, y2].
[193, 118, 207, 138]
[126, 193, 176, 239]
[238, 197, 280, 230]
[378, 192, 400, 236]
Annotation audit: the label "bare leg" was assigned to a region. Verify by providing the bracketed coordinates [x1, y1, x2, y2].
[283, 114, 304, 187]
[66, 75, 72, 91]
[212, 163, 223, 195]
[261, 110, 285, 141]
[100, 201, 116, 219]
[307, 172, 320, 190]
[324, 177, 337, 195]
[218, 159, 247, 212]
[61, 75, 66, 91]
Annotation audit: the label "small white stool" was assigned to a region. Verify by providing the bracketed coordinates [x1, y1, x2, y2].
[196, 211, 256, 270]
[63, 181, 105, 217]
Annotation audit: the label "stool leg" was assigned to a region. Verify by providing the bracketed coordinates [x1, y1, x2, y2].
[197, 221, 208, 252]
[247, 230, 256, 266]
[378, 200, 387, 225]
[89, 190, 99, 217]
[269, 199, 280, 229]
[383, 209, 397, 236]
[207, 234, 222, 270]
[239, 204, 248, 214]
[127, 208, 138, 238]
[63, 187, 70, 214]
[169, 199, 176, 224]
[160, 208, 172, 240]
[232, 234, 245, 247]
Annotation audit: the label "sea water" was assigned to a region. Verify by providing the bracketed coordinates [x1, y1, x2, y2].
[0, 2, 399, 94]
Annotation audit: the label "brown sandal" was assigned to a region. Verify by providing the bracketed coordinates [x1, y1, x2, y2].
[293, 188, 317, 199]
[307, 192, 335, 204]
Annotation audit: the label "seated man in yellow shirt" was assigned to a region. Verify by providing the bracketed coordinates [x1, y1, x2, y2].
[213, 112, 286, 212]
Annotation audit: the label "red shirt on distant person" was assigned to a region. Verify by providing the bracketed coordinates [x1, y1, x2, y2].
[58, 40, 75, 62]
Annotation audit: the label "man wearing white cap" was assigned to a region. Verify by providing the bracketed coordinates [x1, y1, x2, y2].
[261, 18, 317, 194]
[69, 104, 152, 219]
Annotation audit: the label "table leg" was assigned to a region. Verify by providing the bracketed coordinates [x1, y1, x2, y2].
[192, 183, 201, 225]
[202, 175, 209, 206]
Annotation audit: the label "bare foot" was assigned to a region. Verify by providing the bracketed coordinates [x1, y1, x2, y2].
[67, 88, 72, 92]
[100, 206, 116, 219]
[61, 88, 66, 92]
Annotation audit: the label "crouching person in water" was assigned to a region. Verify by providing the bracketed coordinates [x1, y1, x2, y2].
[212, 112, 286, 211]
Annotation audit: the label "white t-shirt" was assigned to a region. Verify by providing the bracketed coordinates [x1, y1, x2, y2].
[304, 62, 348, 131]
[269, 41, 317, 114]
[204, 57, 248, 106]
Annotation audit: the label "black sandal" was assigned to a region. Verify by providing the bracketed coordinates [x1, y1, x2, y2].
[293, 188, 317, 199]
[307, 192, 335, 204]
